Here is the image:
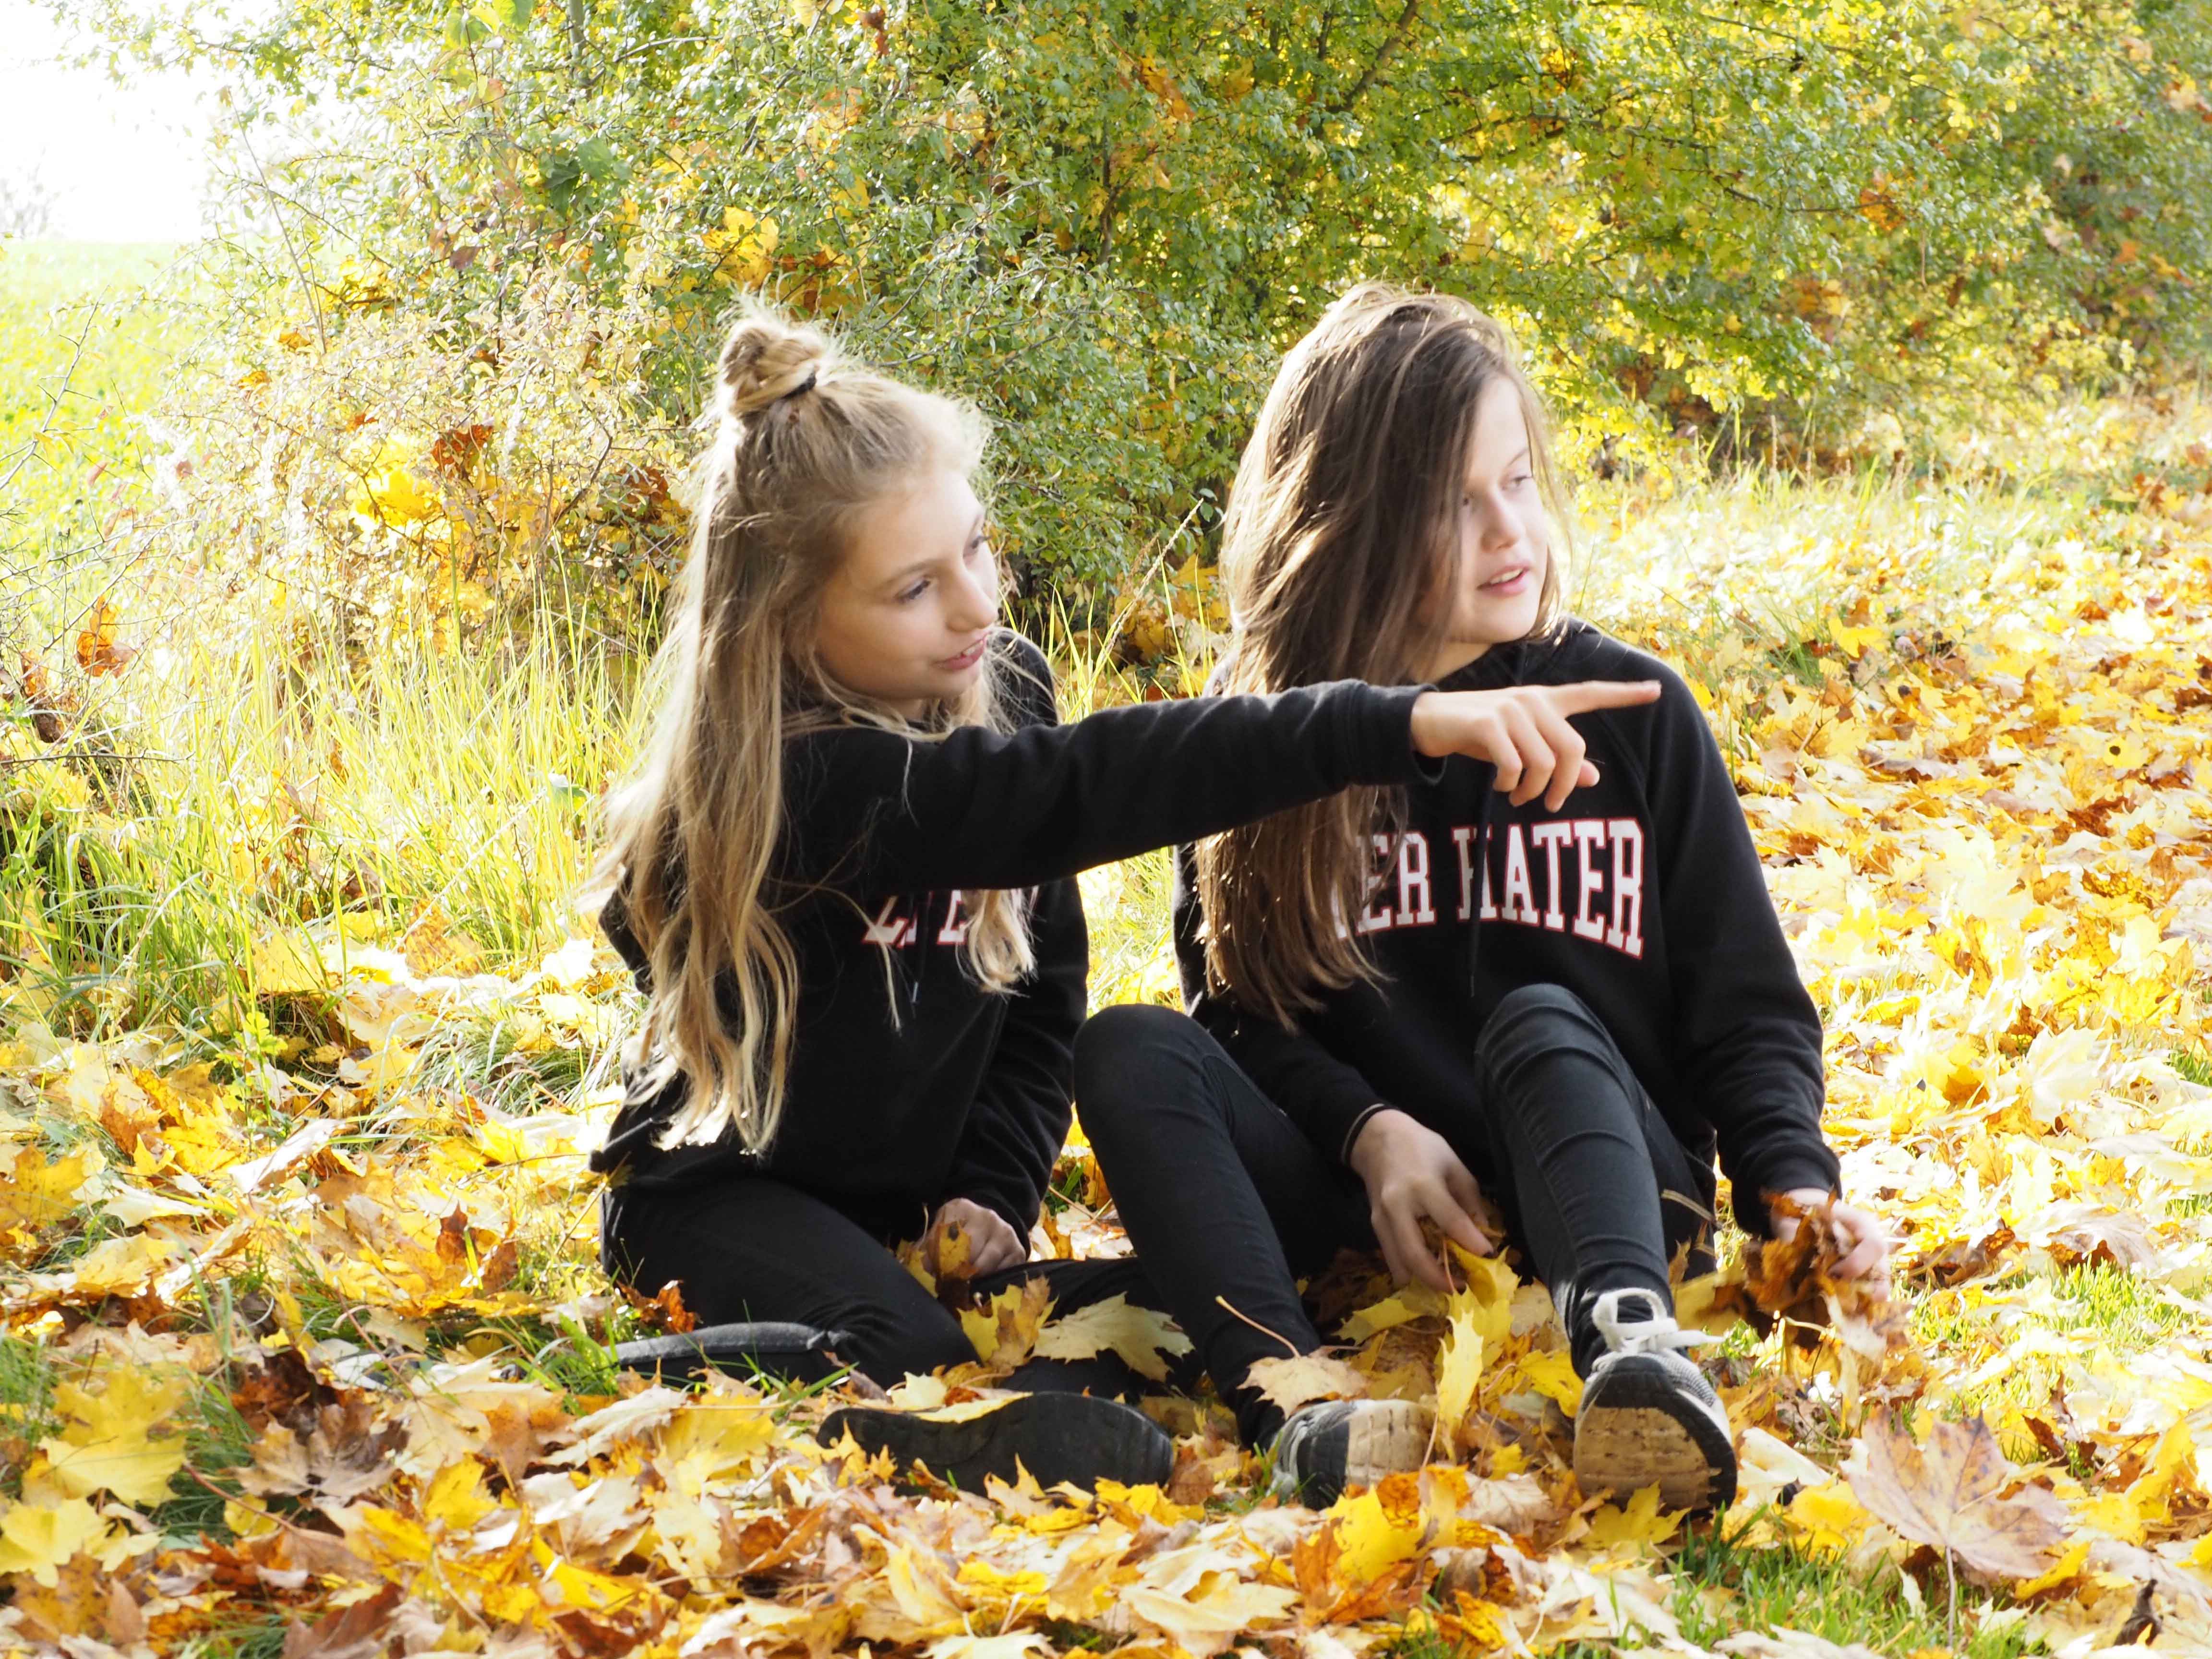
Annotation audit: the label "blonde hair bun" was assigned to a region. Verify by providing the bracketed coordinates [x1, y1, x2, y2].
[718, 311, 833, 420]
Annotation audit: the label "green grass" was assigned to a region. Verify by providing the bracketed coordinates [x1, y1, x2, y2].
[1469, 1518, 2041, 1659]
[176, 1614, 291, 1659]
[2047, 1261, 2190, 1352]
[2, 605, 637, 1040]
[0, 239, 183, 539]
[1666, 1520, 2035, 1658]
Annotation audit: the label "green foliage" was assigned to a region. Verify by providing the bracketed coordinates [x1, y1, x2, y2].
[52, 0, 2212, 587]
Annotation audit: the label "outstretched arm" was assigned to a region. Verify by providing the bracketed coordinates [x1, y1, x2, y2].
[785, 661, 1665, 898]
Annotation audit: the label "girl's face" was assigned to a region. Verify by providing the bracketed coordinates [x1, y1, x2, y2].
[1418, 376, 1549, 683]
[814, 467, 1000, 718]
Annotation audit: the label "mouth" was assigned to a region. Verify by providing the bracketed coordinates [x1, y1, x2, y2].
[1479, 565, 1532, 595]
[938, 638, 989, 672]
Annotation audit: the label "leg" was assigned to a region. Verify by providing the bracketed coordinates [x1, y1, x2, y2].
[1470, 985, 1735, 1511]
[1468, 984, 1711, 1378]
[1074, 1004, 1371, 1446]
[602, 1176, 976, 1385]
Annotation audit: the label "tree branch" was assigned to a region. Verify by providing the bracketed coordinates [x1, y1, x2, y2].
[1332, 0, 1425, 116]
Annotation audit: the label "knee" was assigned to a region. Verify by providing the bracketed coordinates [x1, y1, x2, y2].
[1072, 1003, 1204, 1132]
[1476, 983, 1621, 1106]
[1479, 984, 1602, 1059]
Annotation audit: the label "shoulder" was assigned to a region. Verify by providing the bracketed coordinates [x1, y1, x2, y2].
[990, 628, 1060, 729]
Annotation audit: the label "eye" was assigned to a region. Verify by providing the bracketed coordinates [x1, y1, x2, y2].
[897, 577, 931, 603]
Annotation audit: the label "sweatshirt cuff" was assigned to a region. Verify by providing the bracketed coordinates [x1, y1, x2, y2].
[946, 1183, 1037, 1241]
[1732, 1153, 1844, 1237]
[1338, 1102, 1390, 1165]
[1289, 1088, 1387, 1170]
[1337, 683, 1436, 788]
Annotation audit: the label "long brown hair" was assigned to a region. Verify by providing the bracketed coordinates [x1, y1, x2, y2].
[593, 304, 1033, 1153]
[1196, 284, 1570, 1024]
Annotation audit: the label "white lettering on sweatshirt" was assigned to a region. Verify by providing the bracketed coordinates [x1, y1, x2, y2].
[1350, 813, 1648, 958]
[862, 892, 972, 949]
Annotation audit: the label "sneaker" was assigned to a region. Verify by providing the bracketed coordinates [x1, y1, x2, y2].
[1266, 1398, 1432, 1508]
[613, 1320, 851, 1386]
[1572, 1287, 1737, 1513]
[817, 1392, 1174, 1491]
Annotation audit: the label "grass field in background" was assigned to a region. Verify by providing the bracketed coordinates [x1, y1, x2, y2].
[2, 238, 2200, 1034]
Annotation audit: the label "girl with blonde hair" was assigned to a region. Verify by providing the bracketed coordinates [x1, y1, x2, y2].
[1076, 285, 1887, 1510]
[589, 302, 1657, 1493]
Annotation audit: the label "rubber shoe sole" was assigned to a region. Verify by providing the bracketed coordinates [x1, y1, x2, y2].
[1572, 1353, 1738, 1513]
[1270, 1398, 1433, 1508]
[818, 1392, 1175, 1491]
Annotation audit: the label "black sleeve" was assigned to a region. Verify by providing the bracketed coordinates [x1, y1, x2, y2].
[1643, 668, 1840, 1234]
[781, 648, 1432, 895]
[942, 875, 1087, 1236]
[1171, 842, 1389, 1166]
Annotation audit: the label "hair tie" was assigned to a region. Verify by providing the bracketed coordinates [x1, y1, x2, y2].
[777, 369, 818, 404]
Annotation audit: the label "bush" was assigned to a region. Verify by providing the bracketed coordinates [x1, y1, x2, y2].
[55, 0, 2212, 595]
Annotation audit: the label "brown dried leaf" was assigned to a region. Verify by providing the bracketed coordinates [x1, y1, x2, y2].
[924, 1213, 976, 1291]
[281, 1582, 404, 1659]
[1845, 1413, 2070, 1584]
[620, 1278, 697, 1334]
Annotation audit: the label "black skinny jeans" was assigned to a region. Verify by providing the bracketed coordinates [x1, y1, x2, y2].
[1074, 986, 1714, 1446]
[601, 1176, 1197, 1400]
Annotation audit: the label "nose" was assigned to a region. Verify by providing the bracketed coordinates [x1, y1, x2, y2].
[1473, 485, 1519, 552]
[948, 552, 1000, 632]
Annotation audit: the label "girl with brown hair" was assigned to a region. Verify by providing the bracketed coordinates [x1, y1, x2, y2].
[1075, 285, 1888, 1510]
[586, 301, 1656, 1492]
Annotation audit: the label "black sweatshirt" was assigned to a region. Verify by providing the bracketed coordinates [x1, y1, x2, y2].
[1174, 622, 1839, 1237]
[592, 633, 1434, 1243]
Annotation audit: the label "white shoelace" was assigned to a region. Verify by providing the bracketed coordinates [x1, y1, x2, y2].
[1590, 1287, 1714, 1361]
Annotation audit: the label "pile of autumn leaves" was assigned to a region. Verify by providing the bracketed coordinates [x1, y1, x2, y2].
[2, 524, 2211, 1659]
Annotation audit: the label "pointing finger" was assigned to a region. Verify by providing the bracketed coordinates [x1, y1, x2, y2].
[1546, 679, 1664, 717]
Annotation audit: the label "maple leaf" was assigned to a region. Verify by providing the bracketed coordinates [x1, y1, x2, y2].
[0, 1497, 131, 1587]
[922, 1211, 977, 1290]
[1123, 1566, 1292, 1654]
[1845, 1413, 2070, 1584]
[1585, 1485, 1686, 1550]
[1310, 1470, 1431, 1587]
[239, 1392, 411, 1503]
[6, 1551, 149, 1646]
[32, 1361, 192, 1506]
[1244, 1352, 1370, 1414]
[278, 1582, 404, 1659]
[1031, 1292, 1193, 1381]
[0, 1144, 98, 1232]
[1337, 1286, 1444, 1341]
[960, 1276, 1053, 1367]
[1432, 1299, 1486, 1444]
